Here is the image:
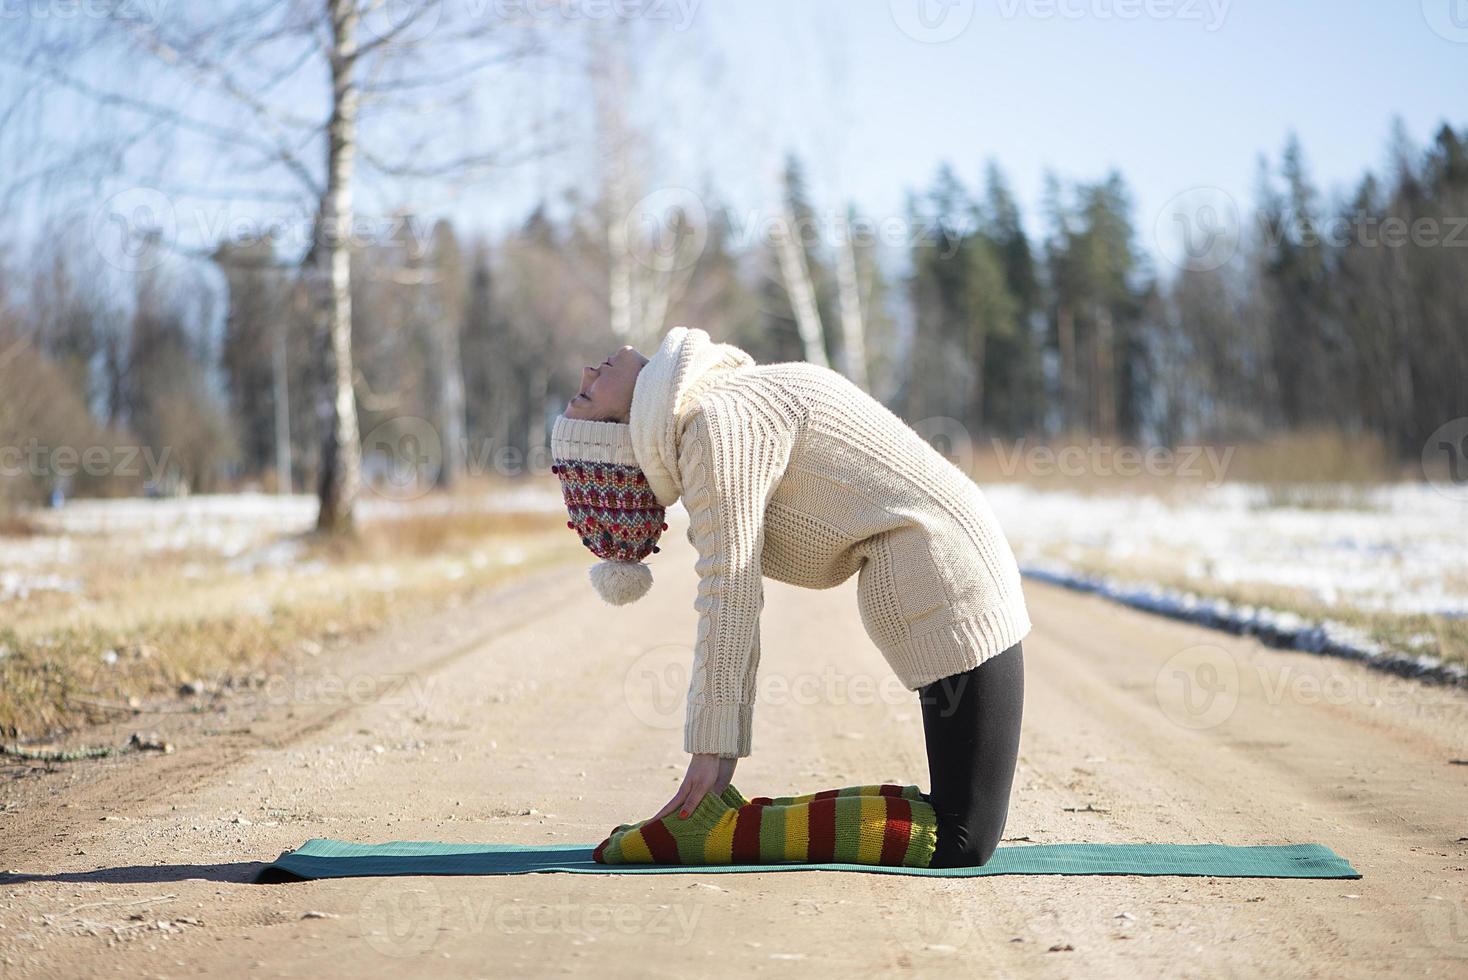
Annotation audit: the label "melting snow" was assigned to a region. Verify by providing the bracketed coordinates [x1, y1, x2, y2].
[982, 482, 1468, 685]
[984, 482, 1468, 618]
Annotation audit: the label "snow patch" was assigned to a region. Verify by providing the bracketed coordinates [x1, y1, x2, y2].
[985, 482, 1468, 618]
[0, 570, 82, 602]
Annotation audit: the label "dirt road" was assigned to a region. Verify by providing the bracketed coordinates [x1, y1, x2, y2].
[3, 509, 1466, 978]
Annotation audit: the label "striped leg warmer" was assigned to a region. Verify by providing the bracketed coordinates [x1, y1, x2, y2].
[593, 783, 937, 868]
[720, 784, 928, 808]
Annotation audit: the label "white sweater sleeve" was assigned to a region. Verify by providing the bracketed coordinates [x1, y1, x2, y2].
[676, 403, 793, 757]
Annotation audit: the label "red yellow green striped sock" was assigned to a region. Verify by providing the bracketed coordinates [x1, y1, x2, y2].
[721, 783, 927, 808]
[593, 784, 937, 868]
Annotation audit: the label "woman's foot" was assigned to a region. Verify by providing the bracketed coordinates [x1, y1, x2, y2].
[594, 783, 937, 867]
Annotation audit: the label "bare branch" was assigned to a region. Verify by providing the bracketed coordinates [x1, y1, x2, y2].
[8, 56, 323, 200]
[356, 44, 538, 93]
[359, 136, 560, 181]
[350, 0, 444, 61]
[113, 17, 326, 194]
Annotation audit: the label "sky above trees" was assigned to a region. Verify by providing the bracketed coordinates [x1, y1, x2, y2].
[4, 0, 1464, 274]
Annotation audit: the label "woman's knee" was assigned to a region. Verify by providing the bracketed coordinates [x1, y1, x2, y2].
[929, 812, 1005, 868]
[931, 837, 999, 869]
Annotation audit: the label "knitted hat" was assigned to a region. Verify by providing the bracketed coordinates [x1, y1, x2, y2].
[549, 414, 668, 606]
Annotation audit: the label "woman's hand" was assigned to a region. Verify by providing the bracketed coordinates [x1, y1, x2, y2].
[652, 753, 737, 821]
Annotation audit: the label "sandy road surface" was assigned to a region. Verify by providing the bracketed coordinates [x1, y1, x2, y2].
[3, 509, 1466, 978]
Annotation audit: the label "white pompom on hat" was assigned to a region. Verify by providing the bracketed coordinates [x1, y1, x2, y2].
[550, 414, 668, 606]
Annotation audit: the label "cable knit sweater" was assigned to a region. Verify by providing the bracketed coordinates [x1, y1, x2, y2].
[626, 327, 1031, 758]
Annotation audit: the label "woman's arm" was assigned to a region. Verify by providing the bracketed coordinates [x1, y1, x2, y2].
[650, 403, 793, 820]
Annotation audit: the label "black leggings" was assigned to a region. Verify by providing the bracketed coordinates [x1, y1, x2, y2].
[918, 641, 1025, 868]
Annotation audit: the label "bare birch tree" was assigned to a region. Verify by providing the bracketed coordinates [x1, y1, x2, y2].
[770, 191, 830, 369]
[1, 1, 547, 532]
[591, 28, 701, 353]
[834, 207, 870, 388]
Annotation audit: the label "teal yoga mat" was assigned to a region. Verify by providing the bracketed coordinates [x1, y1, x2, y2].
[257, 839, 1361, 882]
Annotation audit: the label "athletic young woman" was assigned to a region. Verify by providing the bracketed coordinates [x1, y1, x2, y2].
[550, 327, 1029, 869]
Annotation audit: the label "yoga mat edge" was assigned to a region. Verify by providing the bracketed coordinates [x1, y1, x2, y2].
[255, 839, 1361, 882]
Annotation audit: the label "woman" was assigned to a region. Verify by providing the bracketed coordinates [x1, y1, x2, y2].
[551, 326, 1029, 869]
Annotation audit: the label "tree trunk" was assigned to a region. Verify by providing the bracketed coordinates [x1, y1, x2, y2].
[1094, 304, 1116, 438]
[435, 315, 467, 488]
[524, 364, 549, 454]
[968, 328, 987, 435]
[605, 166, 633, 343]
[595, 36, 634, 344]
[834, 212, 869, 389]
[1057, 302, 1076, 433]
[773, 202, 829, 368]
[315, 0, 362, 534]
[1385, 241, 1417, 456]
[272, 312, 292, 494]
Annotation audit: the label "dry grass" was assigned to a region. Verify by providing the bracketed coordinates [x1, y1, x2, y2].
[0, 510, 40, 536]
[309, 509, 568, 560]
[1058, 555, 1468, 671]
[968, 430, 1406, 506]
[0, 504, 584, 741]
[1204, 584, 1468, 671]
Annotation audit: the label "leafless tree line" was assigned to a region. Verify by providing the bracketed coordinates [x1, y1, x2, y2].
[1, 4, 1463, 514]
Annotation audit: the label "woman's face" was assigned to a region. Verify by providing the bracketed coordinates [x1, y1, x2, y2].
[564, 344, 649, 422]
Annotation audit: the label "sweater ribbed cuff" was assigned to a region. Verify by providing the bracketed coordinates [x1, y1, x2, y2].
[882, 601, 1033, 691]
[684, 700, 753, 758]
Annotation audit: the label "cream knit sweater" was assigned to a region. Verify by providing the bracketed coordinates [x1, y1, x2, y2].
[598, 327, 1030, 758]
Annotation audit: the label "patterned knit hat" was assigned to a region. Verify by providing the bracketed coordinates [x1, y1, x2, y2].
[549, 414, 668, 605]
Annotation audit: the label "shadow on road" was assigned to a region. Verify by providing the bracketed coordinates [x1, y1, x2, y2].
[1, 862, 275, 886]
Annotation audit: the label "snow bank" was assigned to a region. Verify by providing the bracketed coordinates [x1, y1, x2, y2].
[984, 482, 1468, 618]
[1022, 562, 1467, 687]
[980, 482, 1468, 687]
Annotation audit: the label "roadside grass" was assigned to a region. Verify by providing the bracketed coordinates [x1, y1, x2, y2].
[0, 510, 40, 536]
[1053, 553, 1467, 671]
[0, 506, 584, 741]
[970, 430, 1408, 506]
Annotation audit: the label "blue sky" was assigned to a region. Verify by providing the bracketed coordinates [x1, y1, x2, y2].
[7, 0, 1467, 276]
[649, 0, 1468, 266]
